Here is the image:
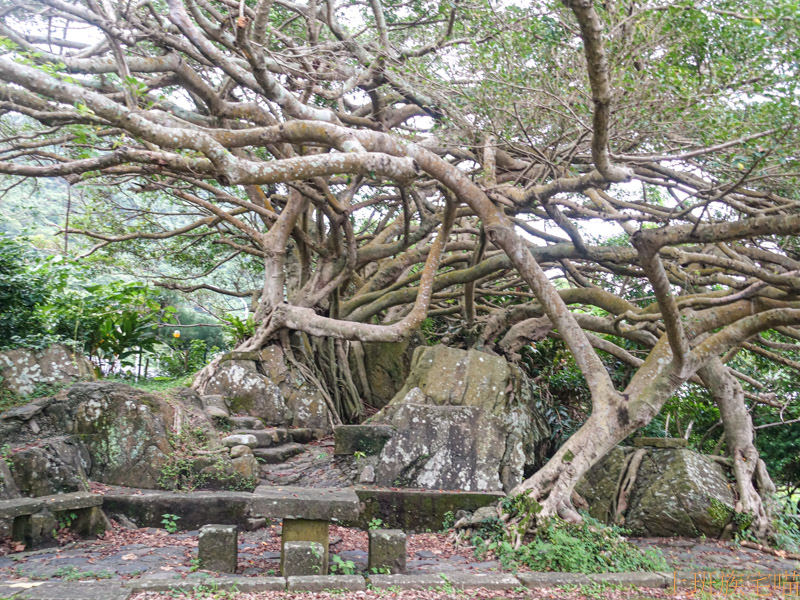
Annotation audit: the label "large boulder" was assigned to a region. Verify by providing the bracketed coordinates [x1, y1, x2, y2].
[9, 436, 91, 496]
[0, 345, 94, 396]
[203, 359, 289, 425]
[364, 346, 550, 492]
[576, 445, 736, 538]
[69, 382, 174, 489]
[260, 346, 330, 430]
[203, 347, 331, 431]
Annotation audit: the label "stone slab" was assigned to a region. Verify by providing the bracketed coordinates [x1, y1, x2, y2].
[445, 572, 521, 590]
[518, 572, 591, 587]
[228, 416, 264, 430]
[101, 490, 253, 529]
[588, 572, 669, 588]
[334, 425, 394, 455]
[286, 575, 366, 592]
[222, 434, 258, 448]
[368, 574, 446, 590]
[352, 487, 504, 532]
[14, 581, 131, 600]
[0, 493, 103, 519]
[232, 430, 273, 447]
[368, 573, 519, 591]
[251, 486, 359, 521]
[633, 437, 688, 449]
[252, 443, 305, 464]
[127, 576, 287, 593]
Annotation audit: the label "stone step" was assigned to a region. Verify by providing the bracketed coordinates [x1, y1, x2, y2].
[228, 416, 265, 430]
[233, 428, 289, 447]
[253, 443, 306, 464]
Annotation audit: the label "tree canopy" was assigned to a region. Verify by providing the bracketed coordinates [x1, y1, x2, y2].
[0, 0, 798, 540]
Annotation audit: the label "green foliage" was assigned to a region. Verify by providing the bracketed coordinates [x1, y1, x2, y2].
[53, 566, 114, 581]
[57, 511, 78, 530]
[368, 518, 385, 530]
[329, 555, 357, 575]
[0, 234, 69, 346]
[441, 510, 456, 531]
[158, 427, 257, 492]
[160, 513, 180, 533]
[45, 281, 175, 372]
[221, 314, 255, 347]
[473, 514, 667, 574]
[771, 496, 800, 553]
[158, 339, 219, 378]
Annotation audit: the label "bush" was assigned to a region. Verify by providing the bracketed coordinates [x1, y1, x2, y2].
[0, 234, 68, 345]
[472, 513, 668, 573]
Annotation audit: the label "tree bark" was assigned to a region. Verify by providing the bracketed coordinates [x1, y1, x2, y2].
[699, 357, 775, 540]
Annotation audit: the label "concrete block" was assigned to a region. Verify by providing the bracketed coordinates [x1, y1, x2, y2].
[589, 572, 668, 588]
[368, 574, 445, 590]
[15, 581, 132, 600]
[518, 572, 591, 587]
[287, 575, 365, 592]
[369, 573, 518, 591]
[368, 528, 406, 574]
[198, 524, 238, 573]
[127, 576, 286, 593]
[445, 572, 521, 590]
[282, 541, 325, 577]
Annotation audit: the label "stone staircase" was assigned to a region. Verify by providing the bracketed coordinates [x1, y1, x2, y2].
[225, 416, 320, 467]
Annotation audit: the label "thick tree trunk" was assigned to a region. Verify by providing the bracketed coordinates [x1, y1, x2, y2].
[507, 400, 632, 540]
[699, 357, 775, 540]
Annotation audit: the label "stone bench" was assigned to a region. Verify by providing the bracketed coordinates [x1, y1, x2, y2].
[0, 492, 107, 548]
[251, 486, 359, 575]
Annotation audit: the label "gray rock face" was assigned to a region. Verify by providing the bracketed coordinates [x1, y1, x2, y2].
[0, 459, 20, 500]
[366, 346, 549, 492]
[0, 382, 188, 492]
[576, 446, 736, 538]
[69, 383, 173, 489]
[373, 404, 509, 491]
[260, 346, 329, 431]
[10, 436, 91, 496]
[203, 347, 331, 432]
[204, 360, 289, 426]
[0, 345, 94, 397]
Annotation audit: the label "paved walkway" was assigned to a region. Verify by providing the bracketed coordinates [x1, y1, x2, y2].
[0, 524, 797, 586]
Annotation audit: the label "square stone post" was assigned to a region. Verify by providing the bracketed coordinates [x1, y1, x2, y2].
[198, 524, 238, 573]
[369, 529, 406, 574]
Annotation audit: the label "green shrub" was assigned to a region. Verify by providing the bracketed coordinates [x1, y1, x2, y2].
[472, 513, 668, 573]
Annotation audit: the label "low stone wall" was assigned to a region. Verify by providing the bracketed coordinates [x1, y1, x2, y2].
[101, 489, 254, 529]
[350, 487, 504, 532]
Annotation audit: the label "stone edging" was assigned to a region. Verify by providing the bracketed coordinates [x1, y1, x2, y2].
[124, 571, 684, 594]
[5, 570, 757, 598]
